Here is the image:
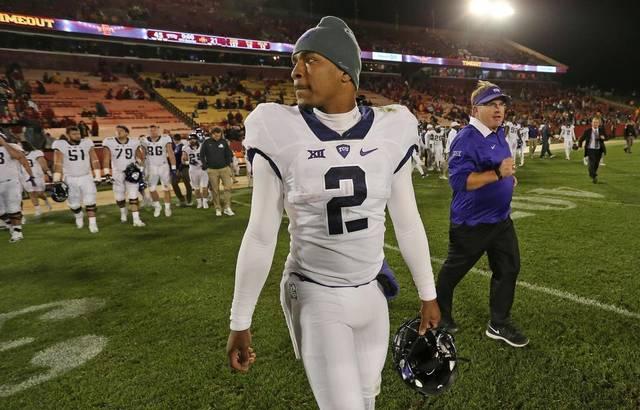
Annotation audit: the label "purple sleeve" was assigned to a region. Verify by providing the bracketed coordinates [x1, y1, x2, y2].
[448, 132, 477, 192]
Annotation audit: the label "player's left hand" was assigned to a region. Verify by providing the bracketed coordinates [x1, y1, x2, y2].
[419, 298, 441, 335]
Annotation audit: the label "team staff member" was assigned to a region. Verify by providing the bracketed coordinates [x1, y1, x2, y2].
[200, 127, 234, 216]
[436, 80, 529, 348]
[578, 117, 607, 183]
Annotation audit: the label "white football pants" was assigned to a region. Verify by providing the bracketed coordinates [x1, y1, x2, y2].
[281, 272, 389, 410]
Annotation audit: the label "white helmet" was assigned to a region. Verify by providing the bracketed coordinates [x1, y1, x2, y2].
[427, 124, 434, 130]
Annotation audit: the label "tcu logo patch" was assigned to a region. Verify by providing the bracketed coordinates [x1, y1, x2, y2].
[336, 144, 351, 159]
[452, 151, 462, 157]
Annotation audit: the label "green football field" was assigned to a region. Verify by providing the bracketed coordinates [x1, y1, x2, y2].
[1, 142, 639, 409]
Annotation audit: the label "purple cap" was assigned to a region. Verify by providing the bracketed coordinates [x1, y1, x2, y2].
[472, 86, 511, 106]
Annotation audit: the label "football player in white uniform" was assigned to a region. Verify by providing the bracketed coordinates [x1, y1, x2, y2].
[444, 121, 460, 160]
[516, 122, 529, 166]
[0, 132, 36, 242]
[433, 125, 447, 179]
[52, 126, 102, 232]
[560, 121, 576, 160]
[505, 117, 520, 161]
[102, 125, 146, 227]
[140, 125, 177, 217]
[423, 123, 436, 171]
[20, 141, 52, 216]
[182, 132, 209, 209]
[226, 17, 440, 410]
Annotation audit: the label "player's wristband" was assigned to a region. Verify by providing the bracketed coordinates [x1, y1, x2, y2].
[171, 165, 177, 171]
[93, 169, 102, 179]
[53, 172, 62, 182]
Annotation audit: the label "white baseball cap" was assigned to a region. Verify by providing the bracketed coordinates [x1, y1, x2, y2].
[450, 121, 460, 127]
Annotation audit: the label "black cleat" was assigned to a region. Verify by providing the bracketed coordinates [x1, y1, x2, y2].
[438, 317, 459, 333]
[485, 321, 529, 347]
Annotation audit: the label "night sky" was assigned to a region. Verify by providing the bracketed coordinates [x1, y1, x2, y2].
[276, 0, 639, 93]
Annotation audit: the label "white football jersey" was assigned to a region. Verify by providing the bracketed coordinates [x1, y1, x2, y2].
[424, 130, 436, 149]
[141, 135, 172, 167]
[102, 137, 140, 173]
[445, 129, 458, 154]
[517, 126, 529, 145]
[183, 144, 203, 167]
[561, 125, 575, 141]
[52, 138, 95, 177]
[0, 143, 23, 181]
[506, 122, 520, 141]
[24, 150, 45, 179]
[243, 103, 419, 287]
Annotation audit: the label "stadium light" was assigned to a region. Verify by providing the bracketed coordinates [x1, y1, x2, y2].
[469, 0, 515, 18]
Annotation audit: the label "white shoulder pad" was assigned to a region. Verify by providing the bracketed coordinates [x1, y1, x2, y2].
[51, 139, 67, 151]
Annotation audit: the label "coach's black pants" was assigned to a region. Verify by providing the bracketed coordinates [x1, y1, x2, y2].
[586, 148, 602, 179]
[171, 166, 192, 204]
[540, 138, 552, 158]
[436, 218, 520, 326]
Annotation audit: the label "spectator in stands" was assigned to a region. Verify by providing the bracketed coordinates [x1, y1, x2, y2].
[95, 102, 108, 117]
[170, 133, 192, 207]
[215, 98, 222, 109]
[227, 111, 234, 124]
[234, 111, 243, 124]
[78, 121, 90, 139]
[35, 81, 46, 94]
[89, 117, 99, 137]
[105, 88, 114, 100]
[200, 127, 234, 217]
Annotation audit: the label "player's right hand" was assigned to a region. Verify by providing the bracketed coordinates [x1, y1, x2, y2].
[499, 157, 515, 178]
[227, 329, 256, 372]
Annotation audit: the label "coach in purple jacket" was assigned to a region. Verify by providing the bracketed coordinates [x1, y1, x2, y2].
[436, 80, 529, 348]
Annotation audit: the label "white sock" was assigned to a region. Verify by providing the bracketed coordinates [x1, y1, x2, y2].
[132, 211, 141, 222]
[89, 216, 97, 227]
[164, 202, 171, 210]
[153, 201, 160, 208]
[75, 212, 84, 220]
[196, 198, 202, 206]
[35, 205, 41, 213]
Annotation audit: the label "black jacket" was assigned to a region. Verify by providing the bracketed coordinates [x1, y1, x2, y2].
[579, 127, 607, 155]
[200, 137, 233, 170]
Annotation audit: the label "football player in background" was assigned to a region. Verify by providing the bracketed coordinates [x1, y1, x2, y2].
[52, 126, 102, 232]
[516, 121, 529, 166]
[102, 125, 146, 227]
[560, 120, 576, 160]
[226, 16, 440, 410]
[140, 125, 177, 217]
[433, 125, 447, 179]
[0, 131, 36, 242]
[182, 132, 209, 209]
[20, 140, 52, 216]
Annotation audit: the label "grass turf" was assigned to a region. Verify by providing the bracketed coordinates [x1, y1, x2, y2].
[1, 143, 639, 409]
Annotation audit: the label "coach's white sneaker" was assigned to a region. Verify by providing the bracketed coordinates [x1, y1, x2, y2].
[153, 203, 162, 218]
[223, 208, 235, 216]
[215, 209, 222, 217]
[133, 220, 146, 227]
[9, 231, 23, 243]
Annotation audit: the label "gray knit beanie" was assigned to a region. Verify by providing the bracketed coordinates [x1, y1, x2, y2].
[293, 16, 362, 89]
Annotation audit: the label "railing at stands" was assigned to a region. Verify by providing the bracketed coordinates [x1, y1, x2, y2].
[131, 73, 196, 129]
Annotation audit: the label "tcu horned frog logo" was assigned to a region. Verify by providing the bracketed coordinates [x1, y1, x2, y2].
[0, 298, 108, 397]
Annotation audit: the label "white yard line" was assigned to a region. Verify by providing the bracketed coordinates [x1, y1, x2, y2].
[383, 243, 640, 320]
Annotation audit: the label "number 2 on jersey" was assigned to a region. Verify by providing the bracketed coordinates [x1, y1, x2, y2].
[324, 166, 368, 235]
